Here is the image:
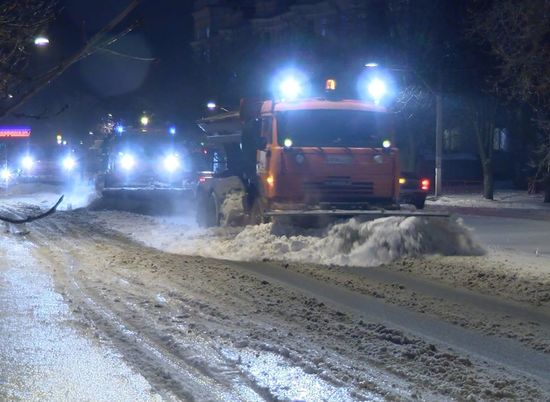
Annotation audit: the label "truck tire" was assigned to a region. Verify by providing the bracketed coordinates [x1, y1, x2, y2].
[219, 190, 246, 226]
[249, 196, 266, 225]
[414, 196, 426, 210]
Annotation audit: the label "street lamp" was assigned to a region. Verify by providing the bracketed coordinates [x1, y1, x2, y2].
[34, 36, 50, 47]
[206, 102, 230, 113]
[363, 61, 443, 197]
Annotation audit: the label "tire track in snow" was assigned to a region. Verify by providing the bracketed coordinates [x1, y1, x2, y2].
[224, 259, 550, 388]
[43, 244, 272, 402]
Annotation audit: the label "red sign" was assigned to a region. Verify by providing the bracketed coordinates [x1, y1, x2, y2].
[0, 127, 31, 138]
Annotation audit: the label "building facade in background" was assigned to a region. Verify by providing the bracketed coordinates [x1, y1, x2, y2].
[191, 0, 373, 64]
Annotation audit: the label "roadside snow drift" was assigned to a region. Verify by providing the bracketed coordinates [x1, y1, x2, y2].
[95, 213, 484, 267]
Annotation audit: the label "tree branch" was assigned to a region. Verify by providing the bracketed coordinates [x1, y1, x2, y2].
[0, 195, 64, 224]
[0, 0, 141, 120]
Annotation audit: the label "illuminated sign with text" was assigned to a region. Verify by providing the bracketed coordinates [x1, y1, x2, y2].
[0, 127, 31, 138]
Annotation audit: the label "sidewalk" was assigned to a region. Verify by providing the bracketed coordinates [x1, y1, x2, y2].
[426, 190, 550, 220]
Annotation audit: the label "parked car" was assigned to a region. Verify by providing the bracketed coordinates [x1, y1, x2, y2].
[399, 172, 430, 209]
[16, 145, 83, 183]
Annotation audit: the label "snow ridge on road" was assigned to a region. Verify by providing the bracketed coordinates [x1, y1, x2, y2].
[94, 212, 483, 268]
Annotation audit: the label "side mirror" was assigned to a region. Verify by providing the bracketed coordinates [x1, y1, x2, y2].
[256, 136, 267, 150]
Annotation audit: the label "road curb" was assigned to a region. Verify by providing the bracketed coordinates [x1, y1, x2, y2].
[427, 205, 550, 221]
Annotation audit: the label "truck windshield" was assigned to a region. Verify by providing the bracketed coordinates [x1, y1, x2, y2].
[277, 109, 391, 148]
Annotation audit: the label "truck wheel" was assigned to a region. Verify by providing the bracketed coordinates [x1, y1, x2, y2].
[219, 190, 246, 226]
[414, 196, 426, 210]
[249, 197, 267, 225]
[94, 174, 105, 195]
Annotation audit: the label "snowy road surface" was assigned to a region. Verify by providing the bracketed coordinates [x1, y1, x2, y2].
[462, 215, 550, 258]
[0, 236, 164, 401]
[1, 186, 549, 401]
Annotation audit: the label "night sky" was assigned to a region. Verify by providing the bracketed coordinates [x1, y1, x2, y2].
[15, 0, 197, 145]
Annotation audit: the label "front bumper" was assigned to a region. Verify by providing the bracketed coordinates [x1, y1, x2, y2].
[270, 199, 399, 211]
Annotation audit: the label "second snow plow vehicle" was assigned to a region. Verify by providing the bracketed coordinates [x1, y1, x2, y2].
[196, 84, 448, 227]
[96, 126, 198, 197]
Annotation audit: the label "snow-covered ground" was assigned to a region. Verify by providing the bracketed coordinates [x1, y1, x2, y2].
[427, 190, 550, 210]
[2, 184, 550, 400]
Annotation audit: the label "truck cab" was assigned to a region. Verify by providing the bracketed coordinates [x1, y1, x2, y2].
[196, 97, 401, 227]
[253, 99, 399, 211]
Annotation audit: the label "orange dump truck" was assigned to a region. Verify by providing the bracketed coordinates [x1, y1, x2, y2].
[195, 96, 446, 226]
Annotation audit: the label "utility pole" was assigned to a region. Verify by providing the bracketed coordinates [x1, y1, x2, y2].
[434, 76, 443, 197]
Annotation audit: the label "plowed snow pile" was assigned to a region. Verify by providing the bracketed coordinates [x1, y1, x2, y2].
[95, 213, 484, 267]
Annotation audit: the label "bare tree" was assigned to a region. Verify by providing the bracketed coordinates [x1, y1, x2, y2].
[469, 0, 550, 202]
[0, 0, 142, 121]
[469, 96, 498, 199]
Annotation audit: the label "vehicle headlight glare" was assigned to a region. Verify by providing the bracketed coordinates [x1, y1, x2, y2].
[62, 156, 76, 170]
[368, 78, 386, 100]
[1, 167, 12, 180]
[120, 154, 136, 170]
[280, 77, 302, 100]
[163, 154, 180, 172]
[22, 155, 34, 170]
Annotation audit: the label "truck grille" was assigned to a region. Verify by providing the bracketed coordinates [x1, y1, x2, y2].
[303, 179, 374, 201]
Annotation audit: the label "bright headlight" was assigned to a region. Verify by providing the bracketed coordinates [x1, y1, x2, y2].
[1, 167, 12, 181]
[120, 154, 136, 171]
[368, 78, 387, 101]
[22, 155, 34, 170]
[280, 77, 302, 100]
[163, 154, 180, 172]
[62, 156, 76, 170]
